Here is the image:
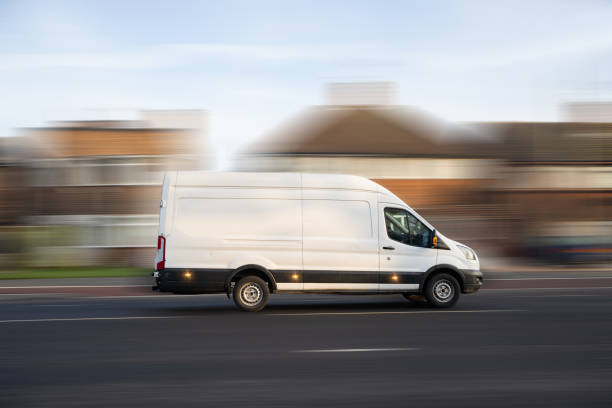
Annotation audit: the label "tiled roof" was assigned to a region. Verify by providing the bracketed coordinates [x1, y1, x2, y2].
[244, 106, 499, 158]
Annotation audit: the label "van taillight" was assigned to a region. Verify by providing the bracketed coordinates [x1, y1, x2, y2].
[156, 235, 166, 271]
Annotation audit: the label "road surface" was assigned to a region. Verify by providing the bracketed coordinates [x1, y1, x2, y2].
[1, 285, 612, 407]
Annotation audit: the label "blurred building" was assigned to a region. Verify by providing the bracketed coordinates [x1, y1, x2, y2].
[326, 82, 397, 106]
[473, 121, 612, 263]
[237, 103, 504, 255]
[2, 88, 610, 268]
[0, 138, 29, 266]
[0, 137, 27, 225]
[16, 110, 208, 267]
[562, 102, 612, 123]
[237, 84, 611, 263]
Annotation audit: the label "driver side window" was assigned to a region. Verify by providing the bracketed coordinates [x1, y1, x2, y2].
[384, 207, 432, 248]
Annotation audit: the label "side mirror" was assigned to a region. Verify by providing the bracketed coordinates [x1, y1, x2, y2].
[431, 230, 437, 248]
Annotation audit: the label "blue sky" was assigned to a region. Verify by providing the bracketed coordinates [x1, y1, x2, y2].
[2, 0, 612, 158]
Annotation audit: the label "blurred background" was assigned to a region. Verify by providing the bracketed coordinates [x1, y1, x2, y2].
[0, 0, 611, 275]
[2, 3, 612, 407]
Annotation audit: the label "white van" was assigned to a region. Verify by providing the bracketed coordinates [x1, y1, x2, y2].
[153, 172, 482, 311]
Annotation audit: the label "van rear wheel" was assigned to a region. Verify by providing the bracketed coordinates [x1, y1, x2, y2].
[233, 276, 269, 312]
[424, 273, 460, 308]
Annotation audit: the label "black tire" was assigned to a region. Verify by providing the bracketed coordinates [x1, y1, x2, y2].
[232, 276, 270, 312]
[423, 273, 460, 308]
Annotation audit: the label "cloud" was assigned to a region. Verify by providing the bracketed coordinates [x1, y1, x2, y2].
[418, 34, 612, 73]
[1, 32, 612, 75]
[0, 50, 168, 71]
[0, 42, 404, 72]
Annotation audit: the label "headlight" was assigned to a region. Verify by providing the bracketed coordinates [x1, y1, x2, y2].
[457, 245, 476, 260]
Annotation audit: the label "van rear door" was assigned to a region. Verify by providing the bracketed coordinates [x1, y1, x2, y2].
[155, 172, 175, 270]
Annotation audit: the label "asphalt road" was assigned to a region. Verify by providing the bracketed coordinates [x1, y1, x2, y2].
[1, 287, 612, 407]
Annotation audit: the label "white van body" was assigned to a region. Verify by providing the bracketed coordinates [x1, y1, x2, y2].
[153, 172, 482, 309]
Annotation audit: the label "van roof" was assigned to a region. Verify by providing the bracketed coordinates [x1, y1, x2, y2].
[167, 171, 429, 229]
[172, 171, 384, 193]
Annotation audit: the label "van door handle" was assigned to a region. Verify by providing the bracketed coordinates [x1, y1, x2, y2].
[382, 246, 395, 250]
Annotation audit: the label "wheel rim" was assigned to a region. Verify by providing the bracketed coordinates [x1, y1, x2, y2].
[433, 279, 454, 302]
[240, 283, 263, 305]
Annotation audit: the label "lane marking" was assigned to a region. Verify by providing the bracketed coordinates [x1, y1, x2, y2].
[293, 347, 419, 353]
[0, 293, 71, 296]
[0, 316, 183, 323]
[37, 304, 79, 307]
[269, 309, 525, 316]
[0, 285, 150, 289]
[488, 277, 612, 281]
[483, 286, 612, 291]
[513, 294, 600, 298]
[90, 295, 197, 299]
[0, 294, 215, 300]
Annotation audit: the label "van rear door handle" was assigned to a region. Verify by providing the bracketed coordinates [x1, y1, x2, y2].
[382, 246, 395, 250]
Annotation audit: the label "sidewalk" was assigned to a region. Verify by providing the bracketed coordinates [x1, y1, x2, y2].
[0, 276, 156, 297]
[481, 257, 612, 275]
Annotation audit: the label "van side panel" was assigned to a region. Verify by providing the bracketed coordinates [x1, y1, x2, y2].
[163, 183, 303, 291]
[301, 188, 379, 289]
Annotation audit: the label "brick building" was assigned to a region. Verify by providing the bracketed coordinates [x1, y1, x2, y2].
[473, 121, 612, 262]
[238, 105, 612, 262]
[18, 111, 208, 267]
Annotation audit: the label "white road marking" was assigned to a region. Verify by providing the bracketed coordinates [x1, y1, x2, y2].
[37, 304, 79, 307]
[0, 316, 183, 323]
[488, 277, 612, 281]
[270, 309, 526, 316]
[0, 293, 70, 296]
[513, 294, 600, 298]
[90, 295, 197, 299]
[0, 294, 214, 299]
[483, 286, 612, 291]
[293, 347, 419, 353]
[0, 285, 150, 289]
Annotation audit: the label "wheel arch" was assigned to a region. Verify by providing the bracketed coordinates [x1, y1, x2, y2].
[224, 264, 277, 294]
[421, 264, 465, 292]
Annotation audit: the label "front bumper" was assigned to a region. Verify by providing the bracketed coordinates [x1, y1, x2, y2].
[460, 269, 483, 294]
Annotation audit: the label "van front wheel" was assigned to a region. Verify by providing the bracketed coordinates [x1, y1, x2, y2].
[424, 273, 460, 308]
[233, 276, 270, 312]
